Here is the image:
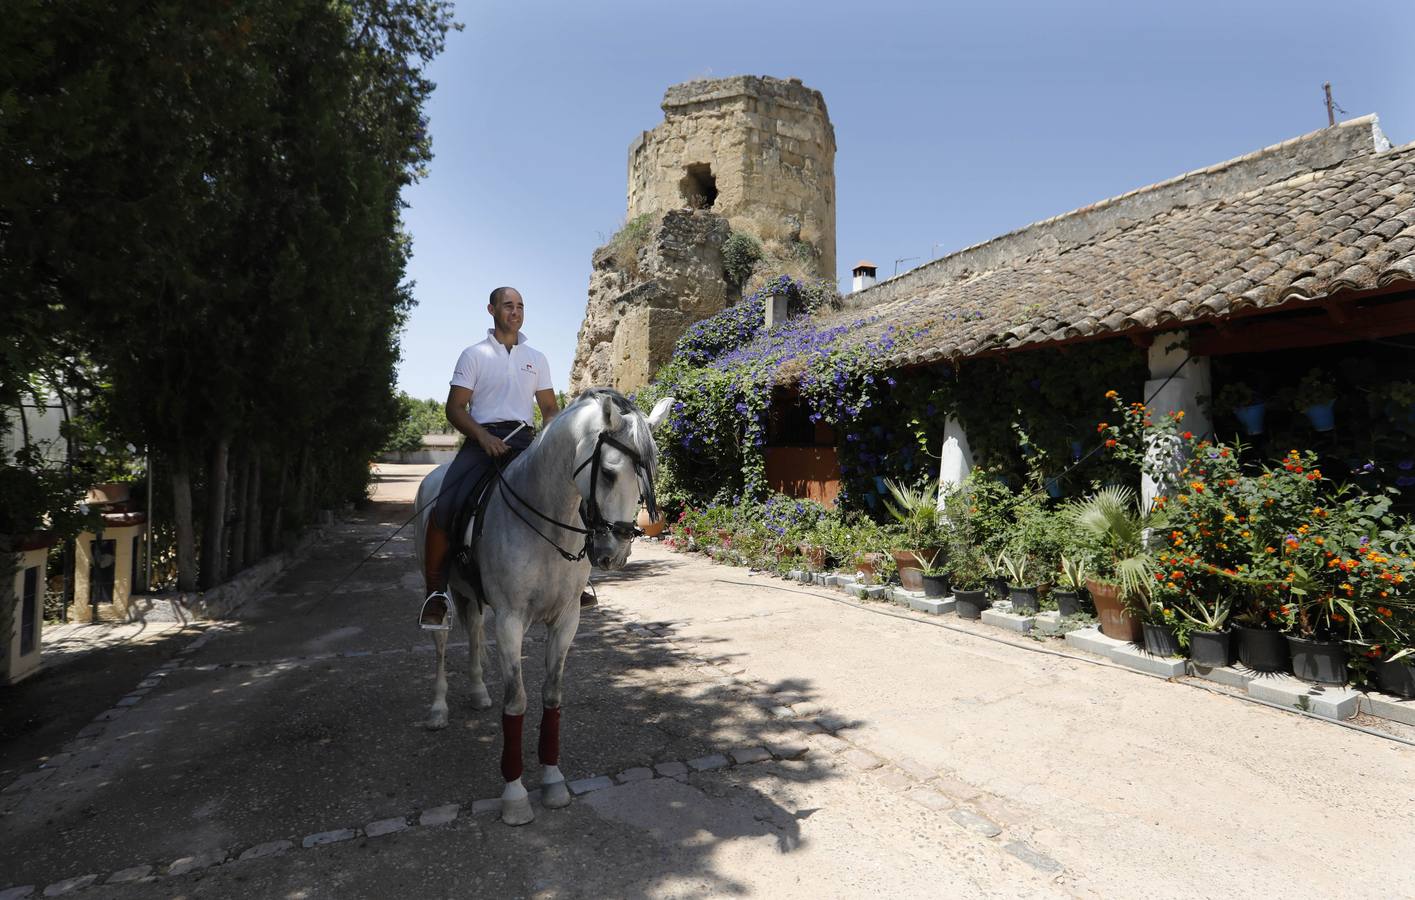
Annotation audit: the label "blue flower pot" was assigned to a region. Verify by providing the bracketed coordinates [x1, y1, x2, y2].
[1303, 401, 1336, 432]
[1233, 402, 1266, 435]
[1044, 478, 1062, 498]
[1069, 440, 1084, 461]
[873, 476, 889, 495]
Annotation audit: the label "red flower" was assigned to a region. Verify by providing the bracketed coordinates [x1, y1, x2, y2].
[1182, 431, 1194, 440]
[1105, 439, 1117, 448]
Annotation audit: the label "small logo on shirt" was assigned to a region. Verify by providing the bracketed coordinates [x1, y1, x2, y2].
[522, 363, 536, 374]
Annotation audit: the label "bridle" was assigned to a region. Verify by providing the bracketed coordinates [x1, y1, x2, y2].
[492, 425, 656, 563]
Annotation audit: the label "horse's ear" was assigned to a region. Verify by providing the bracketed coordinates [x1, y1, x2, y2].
[600, 394, 622, 431]
[647, 396, 674, 429]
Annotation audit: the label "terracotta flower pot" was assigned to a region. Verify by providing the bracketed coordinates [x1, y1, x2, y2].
[891, 548, 938, 592]
[636, 508, 665, 537]
[798, 544, 827, 571]
[1086, 579, 1142, 642]
[85, 482, 131, 505]
[856, 552, 884, 580]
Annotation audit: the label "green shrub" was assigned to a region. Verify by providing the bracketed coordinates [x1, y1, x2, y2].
[722, 231, 763, 285]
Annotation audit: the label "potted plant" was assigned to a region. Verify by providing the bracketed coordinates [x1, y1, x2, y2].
[1295, 368, 1337, 432]
[1175, 592, 1234, 668]
[1135, 592, 1183, 658]
[1382, 381, 1415, 424]
[1052, 554, 1089, 617]
[920, 563, 950, 599]
[948, 548, 991, 619]
[982, 550, 1009, 602]
[882, 478, 943, 592]
[1000, 553, 1040, 614]
[1068, 485, 1161, 643]
[1216, 382, 1265, 436]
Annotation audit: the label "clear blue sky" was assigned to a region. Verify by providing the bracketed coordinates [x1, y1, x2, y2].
[396, 0, 1414, 401]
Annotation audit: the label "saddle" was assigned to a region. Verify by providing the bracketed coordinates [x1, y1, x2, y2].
[448, 447, 529, 611]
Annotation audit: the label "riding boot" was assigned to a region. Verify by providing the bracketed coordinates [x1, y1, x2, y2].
[421, 520, 452, 627]
[424, 519, 452, 592]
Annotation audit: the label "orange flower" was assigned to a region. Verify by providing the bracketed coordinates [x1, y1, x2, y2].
[1096, 422, 1109, 432]
[1378, 607, 1394, 618]
[1105, 439, 1117, 448]
[1104, 390, 1119, 399]
[1331, 612, 1346, 622]
[1175, 410, 1186, 421]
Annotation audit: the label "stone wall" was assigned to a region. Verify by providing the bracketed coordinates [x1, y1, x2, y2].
[570, 209, 731, 393]
[571, 75, 837, 395]
[627, 75, 837, 275]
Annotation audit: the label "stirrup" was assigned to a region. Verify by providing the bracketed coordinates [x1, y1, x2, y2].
[420, 591, 453, 631]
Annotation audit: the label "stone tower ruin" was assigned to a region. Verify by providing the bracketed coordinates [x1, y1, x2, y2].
[569, 75, 836, 394]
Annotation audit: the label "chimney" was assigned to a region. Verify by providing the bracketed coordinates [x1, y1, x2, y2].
[851, 260, 878, 293]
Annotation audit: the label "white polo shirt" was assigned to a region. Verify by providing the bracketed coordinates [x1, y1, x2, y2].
[449, 330, 554, 424]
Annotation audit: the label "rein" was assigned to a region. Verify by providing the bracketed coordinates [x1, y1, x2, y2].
[490, 428, 654, 563]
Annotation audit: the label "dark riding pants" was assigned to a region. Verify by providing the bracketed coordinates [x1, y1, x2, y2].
[433, 422, 535, 532]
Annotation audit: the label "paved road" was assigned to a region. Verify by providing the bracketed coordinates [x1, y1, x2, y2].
[2, 463, 1412, 898]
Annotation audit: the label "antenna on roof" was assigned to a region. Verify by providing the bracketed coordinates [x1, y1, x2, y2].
[894, 257, 919, 276]
[1323, 82, 1346, 128]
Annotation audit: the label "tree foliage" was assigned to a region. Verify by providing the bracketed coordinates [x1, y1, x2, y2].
[0, 0, 459, 589]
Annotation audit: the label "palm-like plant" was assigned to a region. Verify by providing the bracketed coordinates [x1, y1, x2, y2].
[1068, 485, 1166, 600]
[883, 478, 942, 564]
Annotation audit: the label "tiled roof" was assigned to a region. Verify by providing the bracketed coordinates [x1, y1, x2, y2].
[808, 139, 1415, 375]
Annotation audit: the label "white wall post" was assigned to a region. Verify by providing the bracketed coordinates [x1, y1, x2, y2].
[938, 417, 974, 508]
[1142, 330, 1211, 509]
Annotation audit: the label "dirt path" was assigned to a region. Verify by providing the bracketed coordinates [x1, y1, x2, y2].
[0, 466, 1053, 898]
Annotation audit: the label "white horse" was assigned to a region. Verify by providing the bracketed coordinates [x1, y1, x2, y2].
[414, 389, 672, 826]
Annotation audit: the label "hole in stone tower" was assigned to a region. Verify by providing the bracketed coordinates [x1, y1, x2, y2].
[679, 164, 718, 209]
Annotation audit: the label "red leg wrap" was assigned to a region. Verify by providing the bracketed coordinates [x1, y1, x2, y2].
[538, 706, 561, 766]
[500, 713, 524, 782]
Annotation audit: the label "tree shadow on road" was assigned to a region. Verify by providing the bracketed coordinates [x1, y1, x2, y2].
[0, 501, 862, 898]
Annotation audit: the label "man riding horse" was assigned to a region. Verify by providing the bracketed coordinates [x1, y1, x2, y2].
[420, 285, 589, 629]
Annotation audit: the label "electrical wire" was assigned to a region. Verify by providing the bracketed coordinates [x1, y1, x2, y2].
[712, 576, 1415, 750]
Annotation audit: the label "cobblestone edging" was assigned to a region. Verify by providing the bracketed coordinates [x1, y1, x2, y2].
[3, 573, 1066, 896]
[0, 742, 797, 897]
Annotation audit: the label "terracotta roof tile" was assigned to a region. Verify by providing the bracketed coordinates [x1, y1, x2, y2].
[794, 144, 1415, 378]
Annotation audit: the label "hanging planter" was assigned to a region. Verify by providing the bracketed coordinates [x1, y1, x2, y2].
[1233, 403, 1266, 435]
[1303, 401, 1336, 432]
[1044, 477, 1062, 499]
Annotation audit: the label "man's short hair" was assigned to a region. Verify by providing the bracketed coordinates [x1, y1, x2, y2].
[489, 286, 519, 306]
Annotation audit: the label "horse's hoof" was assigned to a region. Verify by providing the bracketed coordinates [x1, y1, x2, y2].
[469, 686, 493, 710]
[542, 779, 571, 809]
[501, 794, 535, 826]
[426, 709, 449, 730]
